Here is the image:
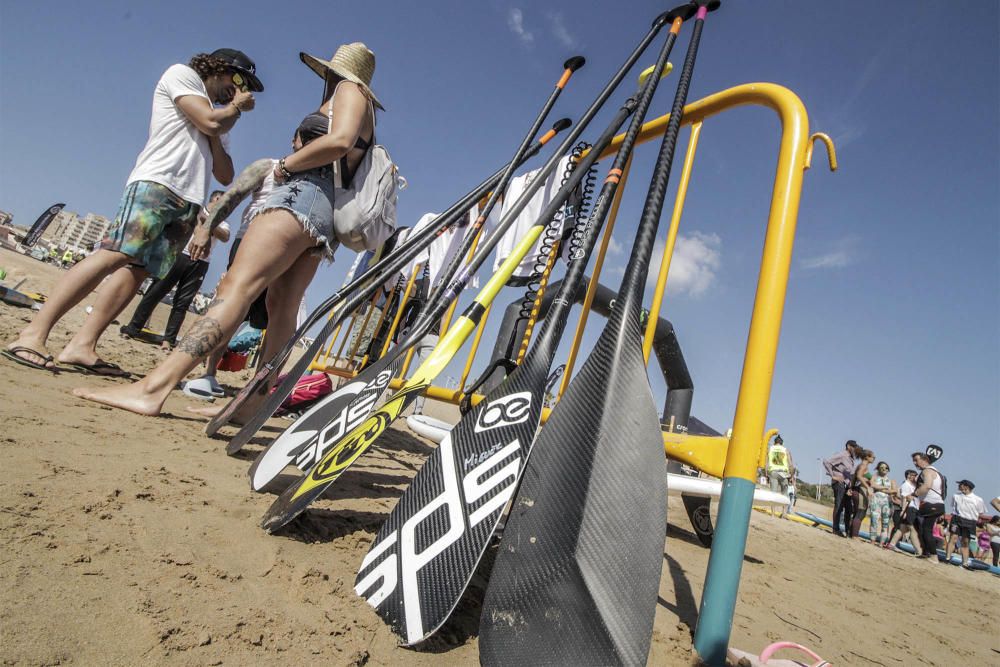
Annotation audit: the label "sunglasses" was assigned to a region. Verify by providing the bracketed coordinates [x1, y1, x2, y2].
[231, 71, 249, 92]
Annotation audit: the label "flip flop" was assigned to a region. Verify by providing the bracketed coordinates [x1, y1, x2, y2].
[66, 360, 131, 378]
[2, 346, 59, 373]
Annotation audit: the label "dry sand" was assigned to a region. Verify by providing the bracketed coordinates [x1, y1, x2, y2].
[0, 247, 997, 666]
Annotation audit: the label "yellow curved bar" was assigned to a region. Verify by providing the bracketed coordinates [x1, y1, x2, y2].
[642, 122, 703, 361]
[805, 132, 838, 172]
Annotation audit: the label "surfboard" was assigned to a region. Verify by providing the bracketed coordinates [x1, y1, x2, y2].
[0, 285, 38, 308]
[405, 414, 454, 443]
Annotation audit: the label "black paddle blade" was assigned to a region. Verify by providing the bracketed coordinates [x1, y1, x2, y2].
[355, 352, 550, 645]
[247, 354, 403, 491]
[480, 316, 668, 666]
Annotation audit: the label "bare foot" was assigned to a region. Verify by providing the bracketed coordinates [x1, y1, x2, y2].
[186, 403, 250, 424]
[73, 384, 163, 416]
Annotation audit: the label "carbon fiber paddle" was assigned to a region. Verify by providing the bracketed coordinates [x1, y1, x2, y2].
[480, 3, 719, 665]
[353, 4, 693, 646]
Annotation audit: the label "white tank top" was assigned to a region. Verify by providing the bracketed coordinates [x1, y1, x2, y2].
[919, 466, 943, 505]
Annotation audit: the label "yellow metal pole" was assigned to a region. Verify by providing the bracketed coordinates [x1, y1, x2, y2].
[642, 122, 703, 361]
[558, 153, 633, 398]
[345, 291, 382, 365]
[458, 303, 492, 391]
[378, 263, 421, 358]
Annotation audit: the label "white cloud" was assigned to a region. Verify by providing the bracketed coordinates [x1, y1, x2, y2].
[507, 8, 534, 45]
[800, 236, 859, 270]
[606, 236, 623, 256]
[647, 231, 722, 297]
[547, 12, 576, 49]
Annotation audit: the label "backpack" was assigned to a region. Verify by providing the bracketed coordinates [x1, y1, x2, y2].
[274, 372, 333, 417]
[328, 83, 404, 252]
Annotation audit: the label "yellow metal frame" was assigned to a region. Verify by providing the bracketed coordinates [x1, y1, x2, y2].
[312, 83, 837, 485]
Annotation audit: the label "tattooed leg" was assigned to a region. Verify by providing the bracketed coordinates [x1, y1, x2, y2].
[177, 317, 224, 359]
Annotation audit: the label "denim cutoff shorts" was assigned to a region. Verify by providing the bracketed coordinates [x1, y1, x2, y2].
[258, 168, 338, 259]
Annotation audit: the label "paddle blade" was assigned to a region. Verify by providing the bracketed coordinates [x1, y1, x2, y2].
[261, 380, 427, 533]
[355, 353, 549, 645]
[480, 323, 668, 666]
[247, 355, 400, 491]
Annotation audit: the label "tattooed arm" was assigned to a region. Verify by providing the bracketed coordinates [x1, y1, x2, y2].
[188, 159, 273, 261]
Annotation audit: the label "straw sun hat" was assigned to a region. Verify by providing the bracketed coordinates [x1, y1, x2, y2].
[300, 42, 384, 110]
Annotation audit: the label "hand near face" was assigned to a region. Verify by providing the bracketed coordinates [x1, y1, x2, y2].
[233, 89, 255, 112]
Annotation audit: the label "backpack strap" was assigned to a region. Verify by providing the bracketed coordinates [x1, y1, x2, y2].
[327, 81, 375, 188]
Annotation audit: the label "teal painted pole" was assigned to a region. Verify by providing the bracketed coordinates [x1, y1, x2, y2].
[693, 477, 756, 665]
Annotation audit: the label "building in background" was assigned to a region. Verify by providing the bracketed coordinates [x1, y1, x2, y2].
[44, 211, 111, 252]
[0, 210, 13, 227]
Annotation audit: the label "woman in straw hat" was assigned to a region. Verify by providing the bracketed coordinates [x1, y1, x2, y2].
[74, 43, 383, 417]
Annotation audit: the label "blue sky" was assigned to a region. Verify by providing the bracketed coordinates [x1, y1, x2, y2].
[1, 2, 997, 492]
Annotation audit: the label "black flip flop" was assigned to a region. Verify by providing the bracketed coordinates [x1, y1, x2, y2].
[66, 360, 131, 378]
[2, 346, 59, 373]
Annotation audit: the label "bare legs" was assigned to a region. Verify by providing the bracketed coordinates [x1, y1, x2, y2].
[59, 264, 148, 365]
[187, 248, 319, 421]
[74, 211, 320, 416]
[6, 249, 137, 367]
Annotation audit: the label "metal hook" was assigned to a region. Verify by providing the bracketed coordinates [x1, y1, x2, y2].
[804, 132, 837, 171]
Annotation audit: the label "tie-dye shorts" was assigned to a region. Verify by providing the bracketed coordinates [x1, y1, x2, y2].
[100, 180, 200, 279]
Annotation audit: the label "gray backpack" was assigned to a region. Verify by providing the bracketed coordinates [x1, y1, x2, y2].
[328, 85, 404, 252]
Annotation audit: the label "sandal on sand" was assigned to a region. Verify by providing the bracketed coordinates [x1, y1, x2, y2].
[66, 360, 131, 378]
[2, 346, 59, 373]
[728, 641, 831, 666]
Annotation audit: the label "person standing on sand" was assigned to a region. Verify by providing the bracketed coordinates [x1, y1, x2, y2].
[849, 449, 875, 538]
[986, 516, 1000, 567]
[944, 480, 987, 568]
[2, 49, 260, 376]
[868, 461, 895, 546]
[72, 42, 380, 418]
[909, 451, 946, 560]
[824, 439, 860, 537]
[886, 469, 922, 554]
[183, 122, 318, 400]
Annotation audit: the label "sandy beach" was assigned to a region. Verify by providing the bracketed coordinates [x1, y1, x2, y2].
[1, 246, 997, 666]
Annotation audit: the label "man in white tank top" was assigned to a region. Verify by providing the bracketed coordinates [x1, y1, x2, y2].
[909, 451, 945, 559]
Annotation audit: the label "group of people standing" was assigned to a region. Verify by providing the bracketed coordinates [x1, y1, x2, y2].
[823, 439, 998, 568]
[4, 42, 383, 421]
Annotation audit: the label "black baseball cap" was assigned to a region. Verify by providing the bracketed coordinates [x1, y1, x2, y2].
[211, 48, 264, 92]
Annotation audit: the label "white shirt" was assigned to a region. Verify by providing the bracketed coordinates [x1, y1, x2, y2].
[899, 479, 918, 510]
[406, 211, 479, 287]
[238, 160, 279, 239]
[491, 156, 572, 277]
[128, 64, 229, 206]
[916, 466, 944, 505]
[951, 492, 986, 522]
